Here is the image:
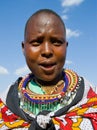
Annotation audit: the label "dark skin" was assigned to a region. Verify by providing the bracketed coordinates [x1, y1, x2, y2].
[22, 12, 68, 86]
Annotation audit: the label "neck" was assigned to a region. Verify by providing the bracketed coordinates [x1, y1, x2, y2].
[34, 72, 64, 87]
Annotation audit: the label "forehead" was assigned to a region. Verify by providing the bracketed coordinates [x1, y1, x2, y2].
[26, 13, 65, 31]
[24, 12, 66, 41]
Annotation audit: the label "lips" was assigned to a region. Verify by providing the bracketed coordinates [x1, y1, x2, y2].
[40, 63, 56, 68]
[39, 61, 56, 70]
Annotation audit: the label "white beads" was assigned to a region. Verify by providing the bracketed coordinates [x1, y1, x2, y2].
[36, 114, 51, 129]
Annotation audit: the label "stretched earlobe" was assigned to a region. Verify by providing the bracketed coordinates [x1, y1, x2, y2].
[66, 42, 68, 47]
[21, 42, 25, 56]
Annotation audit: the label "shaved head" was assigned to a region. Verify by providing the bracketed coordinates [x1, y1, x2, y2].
[24, 9, 66, 41]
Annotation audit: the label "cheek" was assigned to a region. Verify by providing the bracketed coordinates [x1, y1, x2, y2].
[24, 46, 40, 61]
[55, 47, 67, 62]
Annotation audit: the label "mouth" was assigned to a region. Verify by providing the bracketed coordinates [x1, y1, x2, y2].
[39, 61, 56, 70]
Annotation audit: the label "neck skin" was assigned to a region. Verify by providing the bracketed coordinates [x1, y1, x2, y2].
[34, 71, 64, 86]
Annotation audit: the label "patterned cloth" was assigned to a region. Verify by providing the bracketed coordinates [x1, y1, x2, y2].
[0, 99, 29, 129]
[53, 87, 97, 130]
[0, 77, 97, 130]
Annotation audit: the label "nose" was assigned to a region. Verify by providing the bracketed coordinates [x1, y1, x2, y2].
[41, 42, 53, 58]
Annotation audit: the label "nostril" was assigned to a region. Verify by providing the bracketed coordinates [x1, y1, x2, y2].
[41, 53, 53, 58]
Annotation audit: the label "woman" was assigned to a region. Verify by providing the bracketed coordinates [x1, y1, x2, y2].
[0, 9, 97, 130]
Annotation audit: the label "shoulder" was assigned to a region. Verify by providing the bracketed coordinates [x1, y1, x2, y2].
[0, 85, 10, 103]
[0, 77, 23, 104]
[65, 69, 96, 94]
[83, 77, 97, 95]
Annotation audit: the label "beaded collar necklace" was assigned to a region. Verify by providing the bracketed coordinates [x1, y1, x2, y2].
[18, 69, 80, 115]
[34, 79, 64, 94]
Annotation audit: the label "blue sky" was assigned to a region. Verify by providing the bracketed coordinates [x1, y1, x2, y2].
[0, 0, 97, 94]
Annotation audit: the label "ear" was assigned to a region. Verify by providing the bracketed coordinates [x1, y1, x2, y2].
[21, 41, 25, 56]
[66, 42, 68, 47]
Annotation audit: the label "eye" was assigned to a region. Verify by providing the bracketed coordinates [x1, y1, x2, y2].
[29, 37, 43, 46]
[51, 38, 63, 46]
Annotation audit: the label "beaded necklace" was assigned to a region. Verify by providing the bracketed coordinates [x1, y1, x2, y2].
[34, 79, 64, 94]
[18, 69, 80, 115]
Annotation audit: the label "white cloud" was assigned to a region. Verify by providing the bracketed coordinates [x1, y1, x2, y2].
[66, 60, 73, 65]
[66, 28, 80, 39]
[61, 0, 84, 7]
[15, 65, 30, 76]
[63, 8, 70, 13]
[61, 14, 68, 20]
[0, 65, 9, 75]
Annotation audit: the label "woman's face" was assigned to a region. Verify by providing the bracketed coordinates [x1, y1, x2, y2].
[22, 13, 67, 84]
